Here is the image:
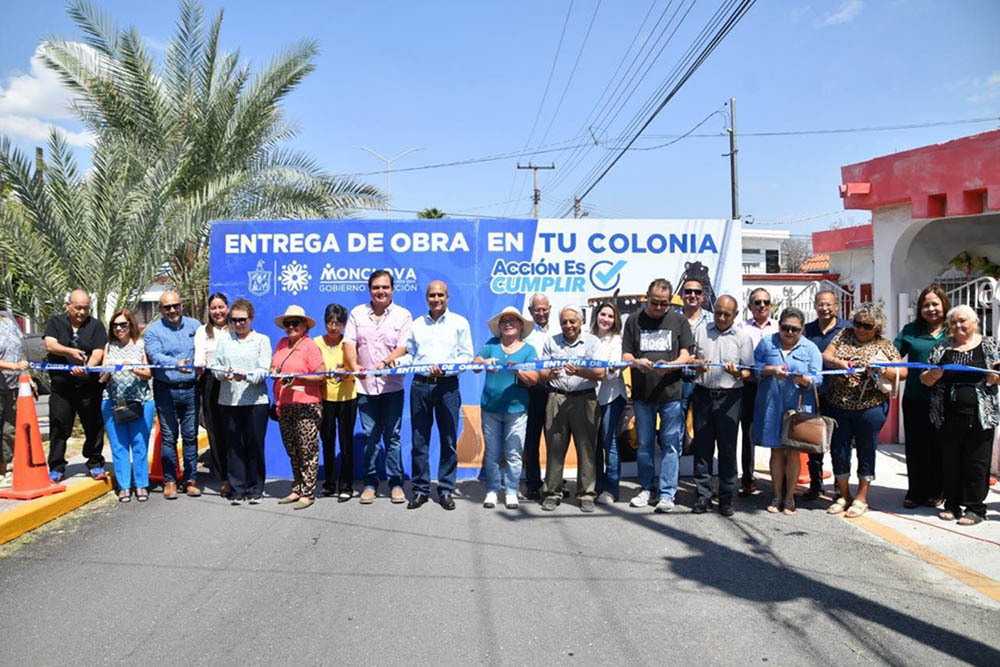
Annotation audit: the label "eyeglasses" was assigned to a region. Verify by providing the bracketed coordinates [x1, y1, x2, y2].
[160, 303, 182, 312]
[648, 299, 671, 308]
[852, 320, 875, 331]
[683, 288, 703, 296]
[283, 319, 303, 328]
[752, 299, 771, 307]
[499, 318, 520, 326]
[230, 317, 249, 325]
[780, 324, 802, 334]
[111, 321, 130, 329]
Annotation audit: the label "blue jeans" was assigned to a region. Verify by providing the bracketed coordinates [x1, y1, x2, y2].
[409, 378, 461, 495]
[358, 390, 404, 489]
[101, 400, 154, 490]
[828, 402, 889, 482]
[153, 382, 199, 484]
[634, 399, 684, 500]
[596, 395, 626, 498]
[481, 410, 527, 495]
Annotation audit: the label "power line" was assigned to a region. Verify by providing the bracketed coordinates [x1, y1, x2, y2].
[643, 115, 1000, 138]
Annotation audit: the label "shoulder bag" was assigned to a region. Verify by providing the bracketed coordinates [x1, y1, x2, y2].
[780, 384, 837, 454]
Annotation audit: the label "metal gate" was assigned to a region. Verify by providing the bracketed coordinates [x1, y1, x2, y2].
[741, 280, 853, 322]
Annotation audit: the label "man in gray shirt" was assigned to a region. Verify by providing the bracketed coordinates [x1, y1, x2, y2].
[691, 295, 754, 516]
[538, 306, 605, 513]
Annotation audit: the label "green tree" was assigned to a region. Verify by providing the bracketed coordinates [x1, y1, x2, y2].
[417, 207, 446, 219]
[0, 0, 385, 321]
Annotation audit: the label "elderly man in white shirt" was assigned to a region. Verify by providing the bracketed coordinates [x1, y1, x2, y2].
[691, 295, 754, 516]
[387, 280, 473, 510]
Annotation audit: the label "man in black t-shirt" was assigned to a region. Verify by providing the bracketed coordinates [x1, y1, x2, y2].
[43, 290, 107, 481]
[622, 278, 693, 513]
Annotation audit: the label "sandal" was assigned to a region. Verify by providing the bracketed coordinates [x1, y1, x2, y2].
[938, 510, 958, 521]
[766, 498, 781, 513]
[118, 489, 131, 503]
[782, 497, 796, 515]
[135, 488, 149, 503]
[277, 494, 301, 505]
[293, 497, 314, 510]
[827, 497, 849, 515]
[845, 500, 868, 518]
[957, 514, 984, 526]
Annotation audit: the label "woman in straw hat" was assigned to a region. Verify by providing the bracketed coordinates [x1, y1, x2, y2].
[270, 305, 327, 510]
[472, 306, 539, 509]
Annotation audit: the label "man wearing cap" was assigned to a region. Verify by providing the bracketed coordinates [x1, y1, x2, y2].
[622, 279, 694, 513]
[144, 290, 202, 499]
[538, 305, 605, 513]
[386, 280, 473, 510]
[0, 310, 29, 481]
[344, 270, 413, 504]
[521, 293, 551, 500]
[690, 295, 753, 516]
[43, 289, 107, 482]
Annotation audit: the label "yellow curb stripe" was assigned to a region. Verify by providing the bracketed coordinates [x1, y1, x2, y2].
[851, 515, 1000, 603]
[0, 477, 113, 546]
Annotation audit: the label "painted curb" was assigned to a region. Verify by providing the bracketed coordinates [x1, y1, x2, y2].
[0, 477, 113, 546]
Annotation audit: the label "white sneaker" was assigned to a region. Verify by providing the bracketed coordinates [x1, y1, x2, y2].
[654, 498, 675, 513]
[504, 493, 519, 509]
[596, 491, 615, 504]
[483, 491, 498, 508]
[630, 490, 651, 508]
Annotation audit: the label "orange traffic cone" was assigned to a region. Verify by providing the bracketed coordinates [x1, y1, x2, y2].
[147, 418, 182, 484]
[0, 374, 66, 500]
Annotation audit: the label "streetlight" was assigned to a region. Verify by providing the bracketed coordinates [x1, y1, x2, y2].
[358, 145, 424, 217]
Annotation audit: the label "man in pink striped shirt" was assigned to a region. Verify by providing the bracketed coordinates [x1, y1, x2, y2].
[344, 270, 413, 504]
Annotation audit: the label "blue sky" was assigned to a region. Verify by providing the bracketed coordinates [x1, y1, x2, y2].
[1, 0, 998, 233]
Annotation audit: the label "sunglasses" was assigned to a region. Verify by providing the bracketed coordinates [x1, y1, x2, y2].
[683, 289, 703, 296]
[853, 320, 876, 331]
[160, 303, 182, 312]
[230, 317, 249, 325]
[752, 299, 771, 307]
[111, 321, 130, 329]
[780, 324, 802, 334]
[283, 319, 303, 328]
[648, 299, 671, 308]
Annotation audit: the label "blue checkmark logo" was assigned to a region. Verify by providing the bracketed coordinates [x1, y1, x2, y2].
[590, 260, 626, 291]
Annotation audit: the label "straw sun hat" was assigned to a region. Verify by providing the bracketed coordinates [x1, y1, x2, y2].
[273, 304, 316, 330]
[487, 306, 534, 339]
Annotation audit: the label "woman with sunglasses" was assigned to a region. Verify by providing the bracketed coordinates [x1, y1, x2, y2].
[213, 299, 271, 505]
[893, 284, 950, 508]
[100, 309, 154, 502]
[752, 307, 823, 514]
[194, 292, 231, 497]
[921, 305, 999, 527]
[822, 304, 905, 518]
[271, 306, 326, 510]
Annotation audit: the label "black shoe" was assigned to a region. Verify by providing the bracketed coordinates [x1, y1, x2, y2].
[540, 496, 561, 511]
[322, 486, 337, 497]
[439, 494, 456, 511]
[719, 504, 735, 517]
[692, 500, 709, 514]
[407, 493, 428, 510]
[524, 489, 542, 501]
[802, 484, 822, 501]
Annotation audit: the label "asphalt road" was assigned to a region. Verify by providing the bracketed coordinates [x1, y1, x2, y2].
[1, 478, 998, 666]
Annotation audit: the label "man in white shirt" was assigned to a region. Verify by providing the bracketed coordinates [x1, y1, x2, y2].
[736, 288, 778, 497]
[388, 280, 473, 510]
[521, 293, 551, 500]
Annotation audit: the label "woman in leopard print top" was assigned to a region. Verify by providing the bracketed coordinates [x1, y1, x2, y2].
[821, 304, 906, 518]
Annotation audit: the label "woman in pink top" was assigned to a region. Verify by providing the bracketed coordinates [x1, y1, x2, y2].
[271, 305, 326, 510]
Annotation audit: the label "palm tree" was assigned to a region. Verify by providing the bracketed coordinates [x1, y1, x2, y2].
[417, 207, 446, 219]
[0, 0, 385, 321]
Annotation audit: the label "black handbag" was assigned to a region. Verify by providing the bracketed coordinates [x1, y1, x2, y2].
[112, 398, 144, 424]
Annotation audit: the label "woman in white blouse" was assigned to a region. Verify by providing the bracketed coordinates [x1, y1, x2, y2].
[590, 302, 627, 503]
[195, 292, 230, 496]
[212, 299, 272, 505]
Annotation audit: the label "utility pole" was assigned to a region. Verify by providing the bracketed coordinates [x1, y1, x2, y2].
[573, 196, 581, 219]
[358, 146, 424, 217]
[726, 97, 740, 221]
[517, 162, 555, 218]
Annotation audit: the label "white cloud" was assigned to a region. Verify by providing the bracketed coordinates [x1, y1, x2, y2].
[0, 113, 95, 147]
[986, 71, 1000, 88]
[823, 0, 864, 26]
[964, 71, 1000, 104]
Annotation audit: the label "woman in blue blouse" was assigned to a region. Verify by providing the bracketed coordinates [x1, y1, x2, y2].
[212, 299, 272, 505]
[472, 306, 539, 510]
[753, 307, 823, 515]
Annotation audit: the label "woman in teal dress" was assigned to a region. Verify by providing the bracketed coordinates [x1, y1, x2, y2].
[893, 284, 949, 508]
[752, 307, 823, 515]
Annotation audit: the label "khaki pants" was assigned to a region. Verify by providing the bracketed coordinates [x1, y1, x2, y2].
[544, 391, 598, 499]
